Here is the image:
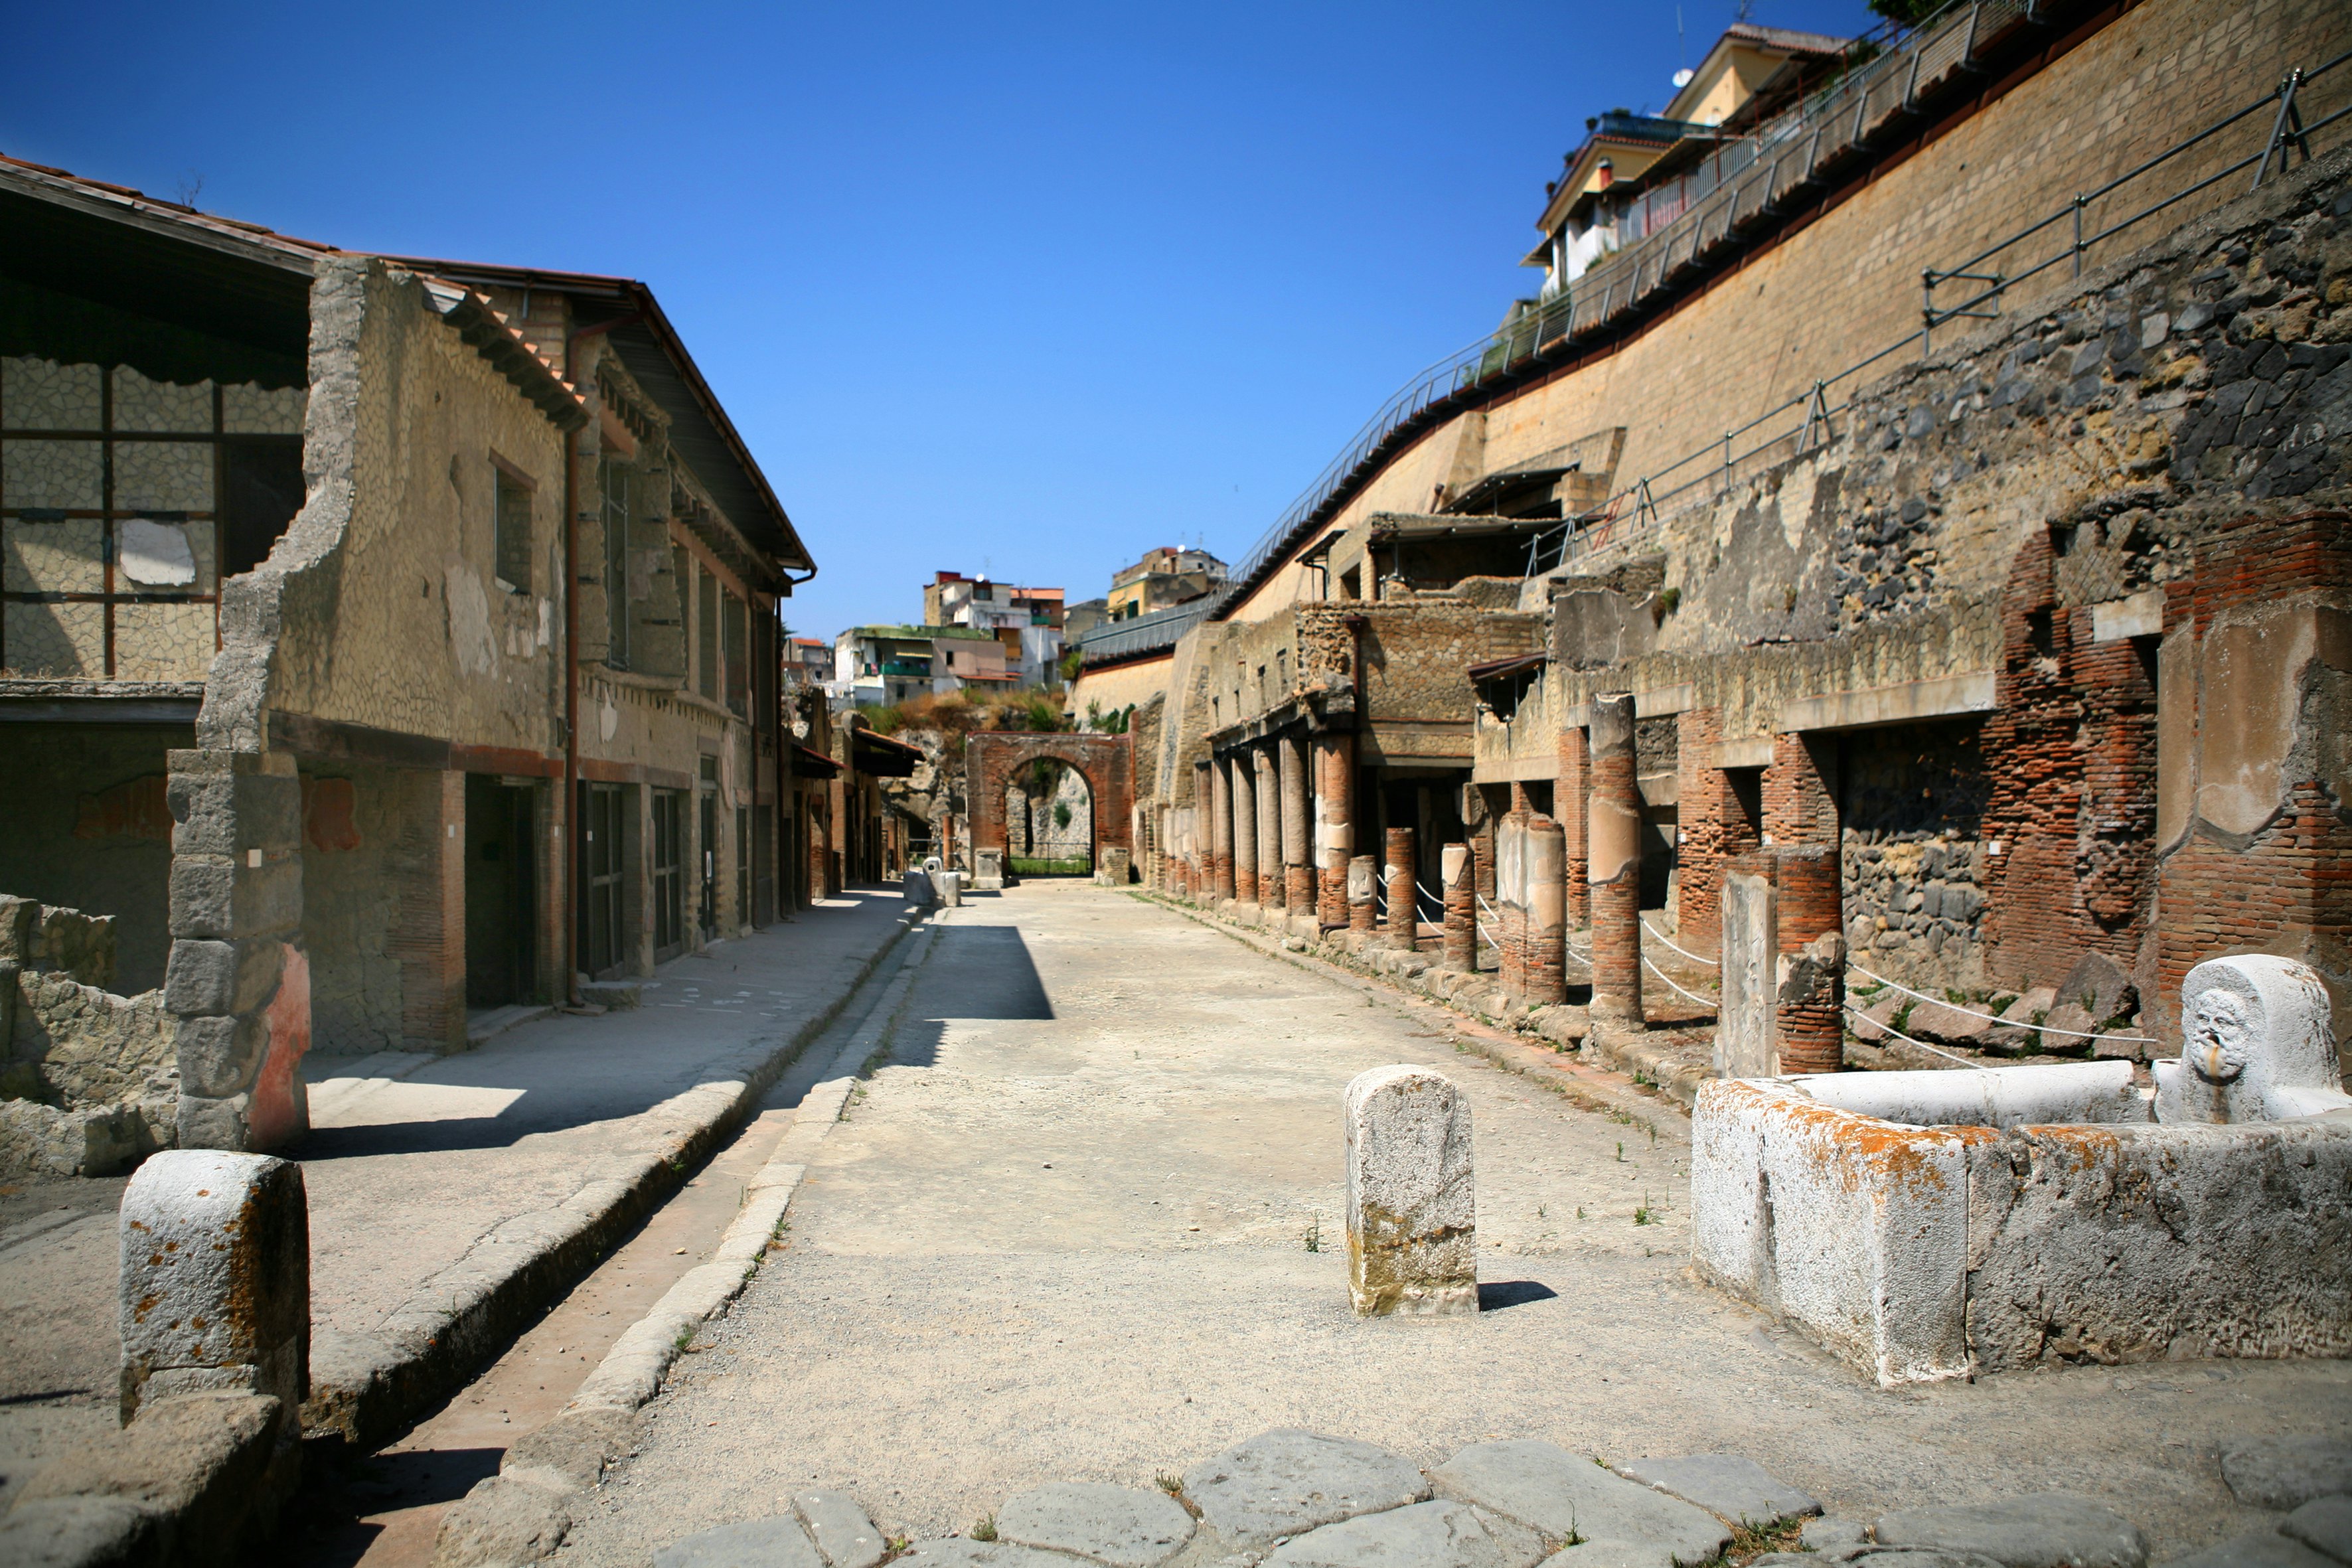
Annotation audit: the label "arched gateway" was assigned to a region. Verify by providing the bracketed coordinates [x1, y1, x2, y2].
[966, 732, 1136, 884]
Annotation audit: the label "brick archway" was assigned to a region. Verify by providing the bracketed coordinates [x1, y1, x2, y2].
[967, 732, 1134, 862]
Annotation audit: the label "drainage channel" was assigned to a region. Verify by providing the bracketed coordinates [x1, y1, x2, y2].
[287, 923, 939, 1568]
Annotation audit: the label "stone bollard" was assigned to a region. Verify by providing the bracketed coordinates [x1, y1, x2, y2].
[1441, 842, 1474, 971]
[120, 1149, 308, 1435]
[973, 848, 1004, 892]
[1384, 826, 1417, 951]
[938, 871, 963, 907]
[1344, 1065, 1476, 1316]
[902, 870, 933, 907]
[1348, 854, 1377, 936]
[1093, 846, 1131, 888]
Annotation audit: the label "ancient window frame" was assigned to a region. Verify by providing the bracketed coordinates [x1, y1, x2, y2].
[0, 366, 247, 680]
[491, 454, 534, 595]
[600, 456, 631, 669]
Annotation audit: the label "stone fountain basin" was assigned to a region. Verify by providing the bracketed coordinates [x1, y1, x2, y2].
[1691, 1063, 2352, 1387]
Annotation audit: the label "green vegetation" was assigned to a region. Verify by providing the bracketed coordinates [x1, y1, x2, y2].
[1010, 856, 1092, 876]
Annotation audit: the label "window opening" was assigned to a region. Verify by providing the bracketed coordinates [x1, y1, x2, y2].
[494, 463, 532, 592]
[601, 459, 630, 668]
[697, 564, 720, 702]
[722, 590, 748, 716]
[652, 789, 686, 957]
[581, 783, 627, 977]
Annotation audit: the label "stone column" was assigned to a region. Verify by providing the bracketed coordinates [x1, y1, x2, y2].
[1773, 844, 1844, 1074]
[1559, 723, 1590, 931]
[1441, 842, 1474, 971]
[1587, 694, 1643, 1029]
[165, 749, 311, 1152]
[1229, 749, 1258, 907]
[1385, 825, 1418, 951]
[1344, 1065, 1476, 1317]
[1497, 785, 1530, 998]
[1210, 755, 1234, 902]
[1255, 746, 1283, 908]
[1315, 733, 1354, 927]
[1280, 732, 1313, 914]
[1348, 854, 1377, 935]
[1526, 816, 1566, 1006]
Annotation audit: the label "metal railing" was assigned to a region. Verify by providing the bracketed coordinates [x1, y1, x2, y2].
[1524, 44, 2351, 575]
[1212, 0, 2055, 611]
[1069, 597, 1217, 663]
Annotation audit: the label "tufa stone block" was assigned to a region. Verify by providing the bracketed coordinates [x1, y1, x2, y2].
[163, 937, 287, 1018]
[996, 1482, 1195, 1568]
[167, 759, 302, 858]
[1345, 1065, 1476, 1317]
[119, 1149, 309, 1430]
[1182, 1429, 1428, 1549]
[168, 855, 303, 941]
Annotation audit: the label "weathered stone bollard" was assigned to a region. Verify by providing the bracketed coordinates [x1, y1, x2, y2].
[903, 869, 934, 907]
[1093, 846, 1131, 887]
[972, 848, 1004, 891]
[1348, 854, 1377, 935]
[120, 1148, 309, 1433]
[1345, 1065, 1476, 1316]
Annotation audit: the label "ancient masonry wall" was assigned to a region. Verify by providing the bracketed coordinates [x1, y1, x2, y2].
[1221, 0, 2351, 624]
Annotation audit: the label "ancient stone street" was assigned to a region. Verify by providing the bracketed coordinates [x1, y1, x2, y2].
[550, 884, 2347, 1564]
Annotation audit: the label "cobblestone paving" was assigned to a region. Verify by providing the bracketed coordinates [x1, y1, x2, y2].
[554, 882, 2351, 1567]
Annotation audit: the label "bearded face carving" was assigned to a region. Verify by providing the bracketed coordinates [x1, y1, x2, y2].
[2186, 988, 2252, 1084]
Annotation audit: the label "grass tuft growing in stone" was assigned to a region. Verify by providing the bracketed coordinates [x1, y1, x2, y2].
[971, 1515, 998, 1541]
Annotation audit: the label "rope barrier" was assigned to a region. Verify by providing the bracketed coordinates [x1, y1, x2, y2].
[1642, 953, 1718, 1011]
[1845, 1002, 1994, 1072]
[1641, 919, 1717, 969]
[1844, 962, 2156, 1045]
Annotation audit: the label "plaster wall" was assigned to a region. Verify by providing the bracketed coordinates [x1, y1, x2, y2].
[0, 723, 188, 991]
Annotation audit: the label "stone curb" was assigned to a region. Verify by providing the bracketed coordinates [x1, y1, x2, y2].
[1135, 893, 1686, 1139]
[430, 917, 947, 1568]
[306, 905, 930, 1456]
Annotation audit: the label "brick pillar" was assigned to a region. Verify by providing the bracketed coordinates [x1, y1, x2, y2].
[165, 749, 311, 1152]
[1587, 693, 1643, 1029]
[1675, 706, 1726, 959]
[1281, 732, 1312, 913]
[1559, 722, 1589, 931]
[1229, 749, 1258, 906]
[1385, 826, 1418, 951]
[1255, 746, 1283, 907]
[1773, 844, 1845, 1074]
[1526, 815, 1566, 1006]
[1348, 854, 1377, 935]
[1210, 755, 1235, 901]
[1315, 732, 1354, 927]
[1441, 842, 1474, 971]
[1764, 730, 1839, 847]
[1190, 761, 1210, 901]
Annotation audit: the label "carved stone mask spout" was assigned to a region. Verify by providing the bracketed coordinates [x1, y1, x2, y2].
[2186, 989, 2251, 1083]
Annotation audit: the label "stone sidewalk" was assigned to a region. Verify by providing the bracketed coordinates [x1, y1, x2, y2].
[0, 885, 922, 1500]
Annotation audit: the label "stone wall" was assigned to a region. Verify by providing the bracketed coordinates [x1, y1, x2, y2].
[0, 893, 176, 1175]
[1221, 0, 2351, 625]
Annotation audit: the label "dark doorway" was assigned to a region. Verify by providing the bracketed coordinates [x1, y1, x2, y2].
[578, 783, 627, 979]
[464, 775, 537, 1007]
[699, 787, 718, 939]
[652, 789, 686, 960]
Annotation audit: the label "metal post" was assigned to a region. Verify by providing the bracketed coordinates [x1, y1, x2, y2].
[1922, 268, 1936, 354]
[2254, 70, 2308, 191]
[2072, 195, 2085, 278]
[1722, 430, 1733, 491]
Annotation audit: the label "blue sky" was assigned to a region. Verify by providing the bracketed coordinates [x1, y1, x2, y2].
[4, 1, 1877, 642]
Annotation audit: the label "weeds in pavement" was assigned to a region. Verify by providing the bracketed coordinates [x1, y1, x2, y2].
[1616, 1141, 1624, 1161]
[1576, 1206, 1585, 1219]
[1156, 1474, 1184, 1495]
[672, 1326, 696, 1353]
[971, 1516, 998, 1542]
[1715, 1518, 1806, 1563]
[1634, 1194, 1655, 1225]
[1304, 1217, 1321, 1253]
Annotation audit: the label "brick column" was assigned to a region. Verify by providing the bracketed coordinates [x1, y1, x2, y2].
[1772, 844, 1845, 1074]
[1210, 755, 1234, 902]
[1558, 722, 1590, 931]
[1281, 732, 1313, 913]
[1255, 746, 1283, 907]
[1315, 732, 1354, 927]
[1587, 693, 1644, 1029]
[1441, 842, 1474, 971]
[1384, 826, 1417, 951]
[1190, 760, 1211, 901]
[1764, 730, 1839, 847]
[1229, 749, 1258, 906]
[1526, 815, 1566, 1006]
[1674, 706, 1726, 959]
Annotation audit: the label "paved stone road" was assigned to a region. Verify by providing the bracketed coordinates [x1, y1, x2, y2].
[554, 882, 2350, 1565]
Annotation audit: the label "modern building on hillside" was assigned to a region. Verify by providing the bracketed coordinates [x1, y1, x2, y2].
[923, 570, 1066, 686]
[0, 155, 817, 1168]
[787, 635, 830, 686]
[1106, 546, 1226, 622]
[832, 623, 1006, 707]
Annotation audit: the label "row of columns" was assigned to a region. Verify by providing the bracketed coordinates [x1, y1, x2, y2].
[1199, 731, 1354, 921]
